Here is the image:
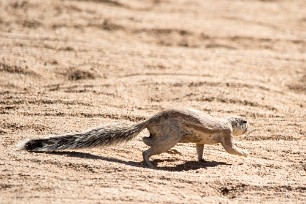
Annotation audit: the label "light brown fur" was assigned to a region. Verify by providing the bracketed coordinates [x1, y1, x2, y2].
[18, 108, 249, 168]
[142, 108, 249, 167]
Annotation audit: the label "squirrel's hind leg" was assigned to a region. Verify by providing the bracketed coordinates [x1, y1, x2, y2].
[142, 135, 181, 168]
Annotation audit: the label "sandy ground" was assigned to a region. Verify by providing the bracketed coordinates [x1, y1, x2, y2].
[0, 0, 305, 203]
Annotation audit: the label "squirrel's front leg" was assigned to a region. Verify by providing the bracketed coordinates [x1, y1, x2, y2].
[220, 135, 248, 157]
[196, 144, 206, 162]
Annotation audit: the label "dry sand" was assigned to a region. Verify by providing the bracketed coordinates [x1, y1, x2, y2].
[0, 0, 305, 203]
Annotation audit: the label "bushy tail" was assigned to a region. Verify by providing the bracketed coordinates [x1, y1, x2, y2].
[17, 121, 147, 152]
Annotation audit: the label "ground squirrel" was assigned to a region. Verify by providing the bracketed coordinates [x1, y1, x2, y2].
[17, 108, 249, 167]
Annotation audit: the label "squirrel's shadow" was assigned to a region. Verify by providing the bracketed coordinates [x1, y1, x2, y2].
[46, 151, 230, 171]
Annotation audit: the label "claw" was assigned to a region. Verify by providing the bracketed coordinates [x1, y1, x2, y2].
[199, 158, 207, 163]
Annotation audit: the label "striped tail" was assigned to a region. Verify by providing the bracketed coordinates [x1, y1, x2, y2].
[17, 122, 147, 152]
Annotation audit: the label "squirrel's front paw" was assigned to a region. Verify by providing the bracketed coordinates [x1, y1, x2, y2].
[241, 150, 249, 157]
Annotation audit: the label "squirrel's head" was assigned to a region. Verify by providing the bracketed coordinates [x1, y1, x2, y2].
[225, 116, 249, 136]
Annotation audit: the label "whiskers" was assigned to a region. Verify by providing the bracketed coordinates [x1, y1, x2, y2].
[245, 127, 256, 136]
